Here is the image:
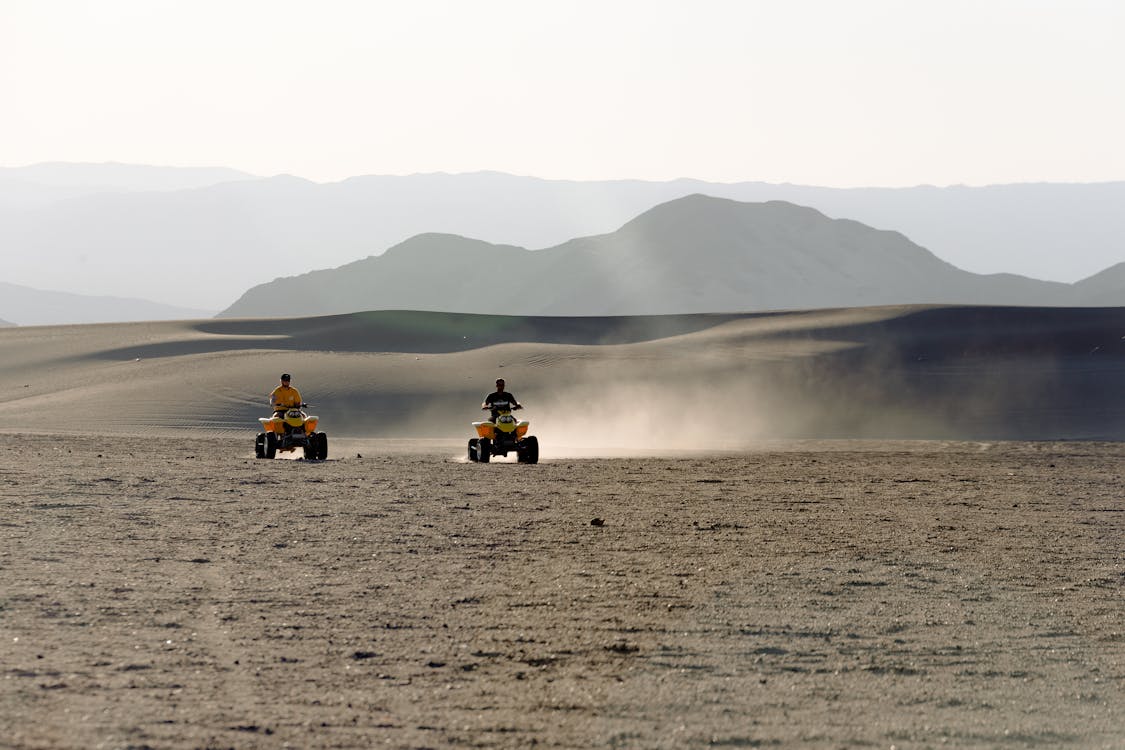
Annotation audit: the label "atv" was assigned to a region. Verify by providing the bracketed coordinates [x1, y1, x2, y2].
[469, 400, 539, 464]
[255, 404, 328, 460]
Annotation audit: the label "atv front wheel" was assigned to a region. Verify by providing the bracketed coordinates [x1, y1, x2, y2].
[468, 438, 479, 462]
[316, 432, 328, 460]
[477, 438, 491, 463]
[518, 435, 539, 464]
[255, 432, 267, 459]
[265, 432, 278, 459]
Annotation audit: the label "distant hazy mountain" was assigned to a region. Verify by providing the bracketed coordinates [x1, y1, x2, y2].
[2, 165, 1123, 311]
[2, 161, 255, 188]
[0, 162, 258, 220]
[221, 195, 1112, 318]
[0, 282, 215, 326]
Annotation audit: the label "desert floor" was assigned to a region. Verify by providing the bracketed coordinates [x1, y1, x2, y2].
[3, 434, 1122, 749]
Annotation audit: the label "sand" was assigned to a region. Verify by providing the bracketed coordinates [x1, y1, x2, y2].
[1, 305, 1122, 443]
[1, 305, 1123, 748]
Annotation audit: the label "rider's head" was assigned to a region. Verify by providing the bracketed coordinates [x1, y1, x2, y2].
[495, 378, 505, 391]
[280, 373, 291, 385]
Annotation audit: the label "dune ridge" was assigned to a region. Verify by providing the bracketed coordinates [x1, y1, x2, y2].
[1, 305, 1121, 445]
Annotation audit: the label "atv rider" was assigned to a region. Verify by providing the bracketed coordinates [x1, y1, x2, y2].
[482, 378, 522, 422]
[270, 373, 303, 417]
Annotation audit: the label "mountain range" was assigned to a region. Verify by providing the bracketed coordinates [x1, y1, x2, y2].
[2, 163, 1124, 315]
[0, 282, 213, 327]
[221, 195, 1122, 318]
[0, 162, 256, 211]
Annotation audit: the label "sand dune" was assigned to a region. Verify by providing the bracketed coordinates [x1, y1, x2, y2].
[1, 305, 1121, 445]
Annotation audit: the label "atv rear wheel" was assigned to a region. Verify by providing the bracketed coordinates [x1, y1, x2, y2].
[468, 438, 479, 462]
[477, 438, 491, 463]
[255, 432, 266, 459]
[518, 435, 539, 464]
[303, 440, 316, 460]
[316, 432, 328, 460]
[265, 432, 278, 459]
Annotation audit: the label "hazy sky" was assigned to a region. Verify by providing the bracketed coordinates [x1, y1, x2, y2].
[2, 0, 1123, 187]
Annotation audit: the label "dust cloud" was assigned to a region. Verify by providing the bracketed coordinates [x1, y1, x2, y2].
[515, 348, 1007, 456]
[528, 377, 773, 458]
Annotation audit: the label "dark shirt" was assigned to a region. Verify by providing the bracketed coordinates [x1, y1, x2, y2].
[484, 391, 519, 419]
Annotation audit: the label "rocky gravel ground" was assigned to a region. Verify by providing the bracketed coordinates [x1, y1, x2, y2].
[2, 434, 1123, 749]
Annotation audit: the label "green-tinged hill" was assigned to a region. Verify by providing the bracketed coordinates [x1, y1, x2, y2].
[1072, 262, 1125, 306]
[220, 195, 1101, 318]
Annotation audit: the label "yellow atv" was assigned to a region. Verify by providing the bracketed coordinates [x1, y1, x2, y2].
[469, 400, 538, 464]
[255, 404, 327, 460]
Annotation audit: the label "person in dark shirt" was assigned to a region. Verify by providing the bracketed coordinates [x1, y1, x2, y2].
[482, 378, 522, 421]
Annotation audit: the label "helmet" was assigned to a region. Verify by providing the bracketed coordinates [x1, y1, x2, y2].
[281, 373, 291, 381]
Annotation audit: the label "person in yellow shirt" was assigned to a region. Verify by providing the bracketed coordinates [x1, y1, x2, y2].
[269, 373, 303, 416]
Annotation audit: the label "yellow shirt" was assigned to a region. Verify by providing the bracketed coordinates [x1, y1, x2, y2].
[270, 385, 303, 410]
